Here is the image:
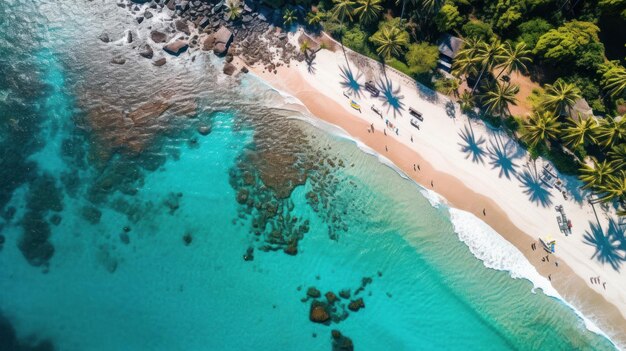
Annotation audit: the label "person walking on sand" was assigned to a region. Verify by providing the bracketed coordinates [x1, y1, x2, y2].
[385, 145, 388, 152]
[411, 135, 413, 142]
[413, 164, 416, 171]
[483, 208, 486, 216]
[384, 129, 387, 136]
[430, 180, 434, 187]
[417, 164, 421, 171]
[603, 282, 606, 290]
[548, 274, 551, 281]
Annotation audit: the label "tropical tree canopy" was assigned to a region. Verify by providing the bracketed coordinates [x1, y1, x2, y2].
[561, 117, 598, 148]
[601, 64, 626, 98]
[354, 0, 383, 25]
[481, 82, 519, 117]
[370, 25, 410, 59]
[331, 0, 355, 22]
[534, 21, 605, 71]
[597, 115, 626, 148]
[541, 80, 582, 116]
[496, 41, 532, 78]
[523, 111, 562, 147]
[580, 159, 616, 190]
[404, 42, 440, 75]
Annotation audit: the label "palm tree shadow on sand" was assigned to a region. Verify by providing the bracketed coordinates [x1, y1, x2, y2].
[583, 221, 625, 271]
[376, 77, 405, 117]
[517, 169, 552, 207]
[339, 65, 363, 98]
[458, 124, 487, 164]
[608, 218, 626, 253]
[487, 135, 519, 179]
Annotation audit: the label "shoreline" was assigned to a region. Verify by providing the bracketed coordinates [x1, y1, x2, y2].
[239, 42, 626, 347]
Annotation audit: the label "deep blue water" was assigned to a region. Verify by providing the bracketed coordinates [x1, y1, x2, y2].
[0, 1, 618, 350]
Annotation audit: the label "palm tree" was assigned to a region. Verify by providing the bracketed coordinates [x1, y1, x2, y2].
[330, 0, 355, 68]
[602, 65, 626, 98]
[561, 116, 598, 148]
[370, 26, 409, 60]
[597, 115, 626, 148]
[608, 143, 626, 170]
[283, 8, 297, 27]
[331, 0, 355, 24]
[522, 111, 561, 147]
[458, 90, 475, 113]
[542, 80, 582, 116]
[464, 39, 504, 94]
[580, 159, 616, 190]
[354, 0, 383, 25]
[495, 41, 532, 80]
[226, 0, 241, 21]
[598, 170, 626, 203]
[306, 11, 325, 27]
[481, 82, 519, 117]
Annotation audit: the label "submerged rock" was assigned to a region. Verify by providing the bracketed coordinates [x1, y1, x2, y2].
[18, 211, 54, 267]
[111, 56, 126, 65]
[309, 301, 330, 324]
[182, 233, 193, 246]
[243, 246, 254, 261]
[348, 298, 364, 312]
[98, 32, 110, 43]
[197, 125, 211, 136]
[82, 206, 102, 224]
[331, 330, 354, 351]
[307, 287, 321, 298]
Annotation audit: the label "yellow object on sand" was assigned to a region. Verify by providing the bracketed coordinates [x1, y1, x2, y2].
[350, 100, 360, 110]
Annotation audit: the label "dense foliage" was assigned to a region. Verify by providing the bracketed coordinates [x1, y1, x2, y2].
[262, 0, 625, 215]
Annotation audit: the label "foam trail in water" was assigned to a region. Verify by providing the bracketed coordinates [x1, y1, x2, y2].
[449, 208, 617, 348]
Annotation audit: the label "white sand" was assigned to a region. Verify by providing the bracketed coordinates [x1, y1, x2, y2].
[245, 29, 626, 346]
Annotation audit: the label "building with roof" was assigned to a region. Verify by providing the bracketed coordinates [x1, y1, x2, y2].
[437, 34, 463, 73]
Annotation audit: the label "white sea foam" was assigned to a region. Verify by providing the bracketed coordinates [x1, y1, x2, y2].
[254, 75, 618, 349]
[448, 207, 616, 348]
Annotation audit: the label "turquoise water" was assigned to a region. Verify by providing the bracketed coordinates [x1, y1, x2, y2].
[0, 1, 618, 350]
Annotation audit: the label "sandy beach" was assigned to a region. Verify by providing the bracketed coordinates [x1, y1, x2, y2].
[240, 31, 626, 347]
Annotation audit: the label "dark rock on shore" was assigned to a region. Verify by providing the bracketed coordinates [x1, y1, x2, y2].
[241, 66, 249, 73]
[150, 30, 168, 43]
[139, 44, 154, 59]
[153, 57, 167, 66]
[111, 56, 126, 65]
[175, 19, 190, 35]
[223, 62, 236, 75]
[163, 39, 189, 55]
[99, 32, 110, 42]
[144, 10, 153, 19]
[309, 301, 330, 324]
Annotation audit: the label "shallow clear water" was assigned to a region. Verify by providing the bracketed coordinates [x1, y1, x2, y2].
[0, 1, 618, 350]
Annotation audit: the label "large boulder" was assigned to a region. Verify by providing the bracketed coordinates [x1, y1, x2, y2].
[174, 19, 190, 35]
[139, 44, 154, 59]
[111, 56, 126, 65]
[348, 298, 365, 312]
[163, 39, 189, 56]
[309, 301, 330, 324]
[223, 62, 236, 75]
[212, 26, 233, 56]
[307, 287, 321, 298]
[150, 30, 168, 43]
[98, 32, 110, 43]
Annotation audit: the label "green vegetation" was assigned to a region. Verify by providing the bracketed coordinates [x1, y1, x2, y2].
[279, 0, 625, 216]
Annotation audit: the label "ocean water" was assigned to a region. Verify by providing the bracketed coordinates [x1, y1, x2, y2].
[0, 1, 619, 350]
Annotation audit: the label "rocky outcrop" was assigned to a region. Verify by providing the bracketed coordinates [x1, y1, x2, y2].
[174, 19, 190, 35]
[139, 44, 154, 59]
[307, 287, 321, 298]
[212, 26, 232, 56]
[163, 39, 189, 56]
[348, 298, 364, 312]
[153, 57, 167, 66]
[309, 301, 330, 324]
[223, 62, 236, 75]
[111, 56, 126, 65]
[331, 330, 354, 351]
[150, 30, 168, 43]
[98, 32, 110, 43]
